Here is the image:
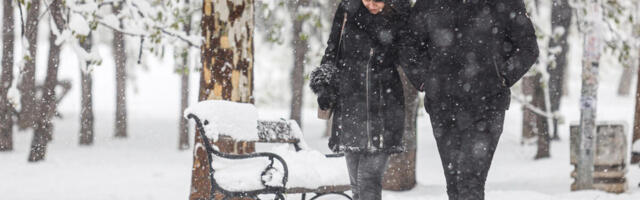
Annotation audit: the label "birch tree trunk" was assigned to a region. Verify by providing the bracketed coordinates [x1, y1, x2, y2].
[113, 3, 128, 138]
[548, 0, 572, 140]
[0, 0, 15, 151]
[178, 0, 193, 150]
[17, 0, 41, 130]
[190, 0, 254, 199]
[382, 68, 418, 190]
[79, 34, 94, 146]
[575, 0, 603, 190]
[29, 0, 65, 162]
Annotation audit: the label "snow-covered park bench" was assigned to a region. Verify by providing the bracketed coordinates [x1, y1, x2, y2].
[184, 100, 351, 200]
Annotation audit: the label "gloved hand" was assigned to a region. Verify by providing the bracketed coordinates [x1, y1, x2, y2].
[317, 89, 337, 110]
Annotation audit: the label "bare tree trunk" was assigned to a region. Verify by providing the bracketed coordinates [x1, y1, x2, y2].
[79, 35, 94, 146]
[178, 63, 190, 150]
[17, 0, 41, 130]
[29, 0, 65, 161]
[629, 0, 640, 165]
[178, 1, 192, 150]
[113, 4, 128, 138]
[0, 0, 16, 151]
[328, 0, 340, 14]
[617, 64, 634, 96]
[28, 33, 59, 161]
[79, 71, 94, 145]
[521, 76, 536, 143]
[632, 51, 640, 164]
[533, 74, 551, 159]
[548, 0, 572, 140]
[289, 0, 310, 129]
[383, 68, 418, 190]
[191, 0, 255, 199]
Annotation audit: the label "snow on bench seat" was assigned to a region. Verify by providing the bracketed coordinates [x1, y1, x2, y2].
[213, 144, 350, 192]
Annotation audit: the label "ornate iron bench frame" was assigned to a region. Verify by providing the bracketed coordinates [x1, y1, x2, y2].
[187, 114, 352, 200]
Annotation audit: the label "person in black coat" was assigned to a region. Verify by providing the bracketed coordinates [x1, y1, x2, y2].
[397, 0, 539, 199]
[309, 0, 410, 199]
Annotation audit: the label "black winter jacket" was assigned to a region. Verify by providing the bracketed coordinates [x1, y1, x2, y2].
[310, 0, 411, 154]
[398, 0, 539, 113]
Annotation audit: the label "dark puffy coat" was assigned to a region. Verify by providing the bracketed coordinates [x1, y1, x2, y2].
[310, 0, 411, 154]
[398, 0, 539, 113]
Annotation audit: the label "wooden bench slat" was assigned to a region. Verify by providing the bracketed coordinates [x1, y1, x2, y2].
[258, 138, 300, 144]
[285, 185, 351, 194]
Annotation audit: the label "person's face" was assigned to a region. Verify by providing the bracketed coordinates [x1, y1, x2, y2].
[362, 0, 385, 15]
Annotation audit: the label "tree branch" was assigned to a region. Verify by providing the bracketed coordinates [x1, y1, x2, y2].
[17, 0, 25, 37]
[511, 94, 556, 119]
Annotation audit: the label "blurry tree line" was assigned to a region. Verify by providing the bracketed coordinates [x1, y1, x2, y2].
[519, 0, 639, 160]
[0, 0, 201, 161]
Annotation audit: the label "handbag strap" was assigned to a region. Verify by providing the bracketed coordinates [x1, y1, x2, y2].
[335, 12, 348, 66]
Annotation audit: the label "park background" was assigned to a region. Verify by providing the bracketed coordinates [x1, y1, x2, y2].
[1, 0, 640, 199]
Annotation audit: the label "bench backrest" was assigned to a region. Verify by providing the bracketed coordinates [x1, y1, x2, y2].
[257, 119, 307, 151]
[257, 119, 301, 144]
[185, 100, 308, 151]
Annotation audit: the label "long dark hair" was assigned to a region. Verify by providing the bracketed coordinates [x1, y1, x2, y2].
[377, 0, 411, 18]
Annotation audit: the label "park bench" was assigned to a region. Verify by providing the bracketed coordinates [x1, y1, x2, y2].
[184, 100, 352, 200]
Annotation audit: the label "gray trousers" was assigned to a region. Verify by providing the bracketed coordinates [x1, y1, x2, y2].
[345, 152, 390, 200]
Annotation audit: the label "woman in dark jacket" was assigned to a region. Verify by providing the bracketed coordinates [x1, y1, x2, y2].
[309, 0, 410, 199]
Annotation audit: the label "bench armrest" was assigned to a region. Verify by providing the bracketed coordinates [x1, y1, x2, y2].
[187, 114, 290, 192]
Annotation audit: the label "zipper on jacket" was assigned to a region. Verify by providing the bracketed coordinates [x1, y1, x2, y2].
[366, 48, 374, 149]
[378, 79, 385, 149]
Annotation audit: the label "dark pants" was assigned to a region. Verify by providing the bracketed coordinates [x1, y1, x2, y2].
[429, 109, 505, 200]
[345, 152, 390, 200]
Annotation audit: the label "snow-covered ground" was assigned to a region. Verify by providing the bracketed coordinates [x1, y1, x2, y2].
[2, 98, 639, 199]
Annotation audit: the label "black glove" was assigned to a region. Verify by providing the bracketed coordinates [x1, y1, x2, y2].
[310, 64, 338, 94]
[317, 89, 337, 110]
